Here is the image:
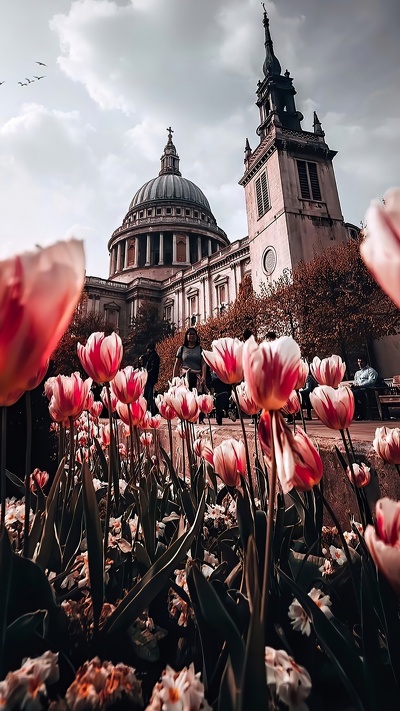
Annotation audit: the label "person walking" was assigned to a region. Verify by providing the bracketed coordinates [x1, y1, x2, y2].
[140, 341, 160, 415]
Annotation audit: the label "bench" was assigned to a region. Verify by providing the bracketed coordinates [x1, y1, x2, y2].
[375, 376, 400, 420]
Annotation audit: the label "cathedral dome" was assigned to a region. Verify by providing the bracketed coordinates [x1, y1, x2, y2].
[129, 174, 211, 213]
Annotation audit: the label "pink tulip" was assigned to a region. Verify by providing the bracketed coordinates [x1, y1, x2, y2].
[346, 463, 371, 488]
[155, 395, 176, 421]
[84, 390, 94, 411]
[25, 360, 49, 392]
[140, 411, 154, 430]
[150, 414, 162, 429]
[197, 393, 214, 415]
[291, 428, 323, 491]
[77, 331, 123, 383]
[365, 497, 400, 593]
[281, 390, 301, 415]
[111, 366, 147, 404]
[140, 432, 153, 448]
[44, 376, 56, 400]
[50, 372, 93, 419]
[310, 385, 354, 430]
[168, 387, 200, 422]
[360, 188, 400, 309]
[373, 426, 400, 465]
[213, 438, 246, 488]
[30, 468, 49, 492]
[202, 337, 244, 385]
[89, 401, 103, 419]
[0, 239, 85, 405]
[258, 411, 295, 494]
[100, 385, 118, 413]
[236, 382, 260, 416]
[243, 335, 301, 410]
[193, 437, 214, 465]
[295, 360, 309, 390]
[310, 355, 346, 388]
[175, 422, 186, 439]
[100, 423, 111, 448]
[116, 397, 147, 427]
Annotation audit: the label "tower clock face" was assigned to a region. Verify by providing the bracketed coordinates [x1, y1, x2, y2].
[262, 246, 277, 276]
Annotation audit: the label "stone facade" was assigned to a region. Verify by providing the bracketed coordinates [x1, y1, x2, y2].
[85, 14, 358, 335]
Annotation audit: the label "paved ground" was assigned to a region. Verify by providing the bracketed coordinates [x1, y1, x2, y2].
[204, 416, 398, 442]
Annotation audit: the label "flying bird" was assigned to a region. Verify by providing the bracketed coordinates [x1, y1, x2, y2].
[0, 81, 5, 85]
[25, 78, 34, 83]
[34, 75, 45, 80]
[36, 61, 47, 67]
[18, 82, 28, 86]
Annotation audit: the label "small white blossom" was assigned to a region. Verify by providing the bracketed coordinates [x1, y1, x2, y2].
[288, 588, 333, 636]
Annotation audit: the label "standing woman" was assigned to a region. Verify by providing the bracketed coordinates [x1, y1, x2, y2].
[173, 328, 207, 393]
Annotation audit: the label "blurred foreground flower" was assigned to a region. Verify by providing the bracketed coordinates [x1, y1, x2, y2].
[243, 335, 301, 410]
[0, 650, 59, 709]
[265, 647, 311, 711]
[0, 239, 85, 406]
[360, 188, 400, 309]
[146, 663, 211, 711]
[78, 332, 123, 383]
[310, 385, 354, 430]
[365, 497, 400, 593]
[373, 426, 400, 464]
[310, 355, 346, 388]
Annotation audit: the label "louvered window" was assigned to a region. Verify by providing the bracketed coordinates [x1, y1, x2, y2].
[255, 170, 270, 218]
[297, 161, 322, 201]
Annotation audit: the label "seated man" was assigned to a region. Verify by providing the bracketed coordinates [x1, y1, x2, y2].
[352, 358, 379, 420]
[299, 372, 318, 420]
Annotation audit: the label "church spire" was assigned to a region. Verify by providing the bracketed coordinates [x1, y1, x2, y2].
[262, 5, 281, 77]
[313, 111, 325, 137]
[159, 127, 182, 176]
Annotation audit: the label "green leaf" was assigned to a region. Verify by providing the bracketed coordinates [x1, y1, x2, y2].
[191, 563, 245, 688]
[102, 489, 206, 638]
[35, 460, 65, 572]
[82, 462, 104, 632]
[280, 568, 367, 711]
[0, 528, 13, 676]
[62, 487, 83, 569]
[93, 437, 109, 481]
[27, 512, 45, 559]
[6, 469, 37, 508]
[218, 658, 237, 711]
[240, 536, 269, 711]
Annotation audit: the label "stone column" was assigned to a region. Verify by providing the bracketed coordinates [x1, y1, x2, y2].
[145, 234, 151, 266]
[116, 242, 122, 272]
[134, 238, 139, 268]
[124, 239, 129, 269]
[186, 235, 190, 264]
[208, 239, 212, 257]
[172, 233, 177, 264]
[159, 232, 164, 265]
[197, 237, 202, 262]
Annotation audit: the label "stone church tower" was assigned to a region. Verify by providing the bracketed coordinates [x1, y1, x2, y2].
[240, 10, 349, 292]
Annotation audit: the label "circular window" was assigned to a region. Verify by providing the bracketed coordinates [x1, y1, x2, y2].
[262, 246, 277, 276]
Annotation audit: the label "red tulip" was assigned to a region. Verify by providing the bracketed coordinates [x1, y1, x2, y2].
[84, 390, 95, 412]
[213, 438, 246, 487]
[202, 337, 244, 385]
[116, 397, 147, 427]
[243, 336, 301, 410]
[111, 366, 147, 404]
[50, 372, 93, 419]
[292, 428, 323, 491]
[25, 360, 49, 392]
[310, 385, 354, 430]
[346, 463, 371, 488]
[0, 239, 85, 405]
[365, 497, 400, 593]
[100, 385, 118, 413]
[100, 424, 111, 448]
[193, 438, 214, 465]
[140, 432, 153, 448]
[360, 188, 400, 309]
[310, 355, 346, 388]
[373, 426, 400, 465]
[30, 468, 49, 492]
[236, 382, 260, 416]
[77, 332, 123, 383]
[0, 389, 24, 407]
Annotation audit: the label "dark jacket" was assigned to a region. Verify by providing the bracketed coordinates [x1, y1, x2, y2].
[141, 350, 160, 385]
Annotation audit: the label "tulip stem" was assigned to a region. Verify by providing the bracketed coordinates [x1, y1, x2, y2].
[261, 410, 277, 629]
[128, 407, 134, 482]
[208, 418, 214, 448]
[58, 422, 65, 464]
[297, 389, 307, 433]
[167, 420, 174, 462]
[232, 385, 255, 504]
[68, 416, 75, 494]
[0, 408, 6, 529]
[340, 429, 365, 529]
[345, 428, 357, 464]
[181, 420, 186, 483]
[104, 383, 114, 557]
[23, 391, 32, 558]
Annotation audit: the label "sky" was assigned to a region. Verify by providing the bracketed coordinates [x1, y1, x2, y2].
[0, 0, 399, 278]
